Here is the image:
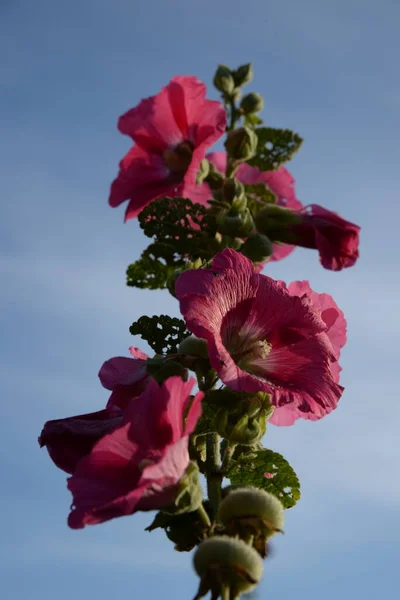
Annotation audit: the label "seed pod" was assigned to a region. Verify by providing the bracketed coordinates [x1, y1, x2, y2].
[193, 535, 263, 599]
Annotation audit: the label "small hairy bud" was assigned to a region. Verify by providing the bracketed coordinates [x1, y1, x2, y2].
[213, 65, 235, 95]
[222, 178, 245, 204]
[193, 536, 263, 598]
[240, 233, 273, 262]
[178, 335, 209, 359]
[240, 92, 264, 115]
[224, 127, 258, 161]
[233, 63, 253, 87]
[216, 208, 254, 237]
[218, 487, 285, 539]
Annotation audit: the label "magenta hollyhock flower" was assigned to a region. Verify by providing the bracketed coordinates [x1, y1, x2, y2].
[195, 151, 303, 262]
[109, 76, 226, 221]
[276, 205, 360, 271]
[98, 347, 149, 410]
[176, 248, 344, 425]
[269, 280, 347, 426]
[67, 377, 203, 529]
[39, 407, 123, 474]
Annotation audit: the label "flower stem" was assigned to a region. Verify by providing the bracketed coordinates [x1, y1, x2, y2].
[206, 432, 222, 520]
[197, 503, 211, 528]
[221, 443, 237, 474]
[221, 582, 230, 600]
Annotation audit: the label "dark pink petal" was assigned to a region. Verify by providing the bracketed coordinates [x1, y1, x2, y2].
[288, 281, 347, 357]
[297, 204, 360, 271]
[39, 408, 122, 474]
[67, 376, 202, 528]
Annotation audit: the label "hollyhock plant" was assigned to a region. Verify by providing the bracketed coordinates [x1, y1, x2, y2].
[99, 346, 149, 410]
[195, 151, 303, 262]
[176, 248, 344, 423]
[67, 376, 203, 529]
[39, 407, 123, 474]
[109, 76, 226, 221]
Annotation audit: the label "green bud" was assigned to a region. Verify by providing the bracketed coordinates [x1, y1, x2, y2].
[215, 393, 273, 446]
[230, 195, 248, 214]
[193, 536, 263, 598]
[196, 159, 210, 184]
[205, 162, 225, 190]
[213, 65, 235, 95]
[222, 178, 245, 204]
[163, 461, 203, 515]
[224, 127, 258, 161]
[178, 335, 209, 359]
[149, 360, 189, 384]
[254, 204, 301, 236]
[233, 63, 253, 87]
[218, 487, 285, 539]
[240, 233, 273, 262]
[240, 92, 264, 115]
[216, 208, 254, 237]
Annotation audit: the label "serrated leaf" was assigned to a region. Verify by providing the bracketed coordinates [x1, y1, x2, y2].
[248, 127, 303, 171]
[227, 448, 300, 508]
[244, 114, 264, 128]
[126, 243, 185, 290]
[244, 182, 277, 215]
[129, 315, 190, 355]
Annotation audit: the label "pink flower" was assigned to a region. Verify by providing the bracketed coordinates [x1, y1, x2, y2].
[270, 280, 347, 426]
[67, 377, 203, 529]
[39, 407, 123, 474]
[98, 347, 149, 410]
[176, 248, 344, 425]
[109, 77, 226, 221]
[274, 205, 360, 271]
[299, 205, 360, 270]
[195, 151, 303, 262]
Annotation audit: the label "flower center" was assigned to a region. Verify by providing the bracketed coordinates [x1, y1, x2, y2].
[231, 338, 272, 371]
[163, 141, 194, 174]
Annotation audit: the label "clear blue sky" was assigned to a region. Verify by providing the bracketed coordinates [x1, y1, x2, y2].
[1, 1, 399, 598]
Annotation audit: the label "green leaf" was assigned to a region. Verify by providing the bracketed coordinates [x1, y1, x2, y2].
[126, 243, 185, 290]
[129, 315, 190, 355]
[244, 113, 263, 128]
[146, 504, 209, 552]
[138, 197, 217, 258]
[227, 448, 300, 508]
[244, 182, 277, 215]
[248, 127, 303, 171]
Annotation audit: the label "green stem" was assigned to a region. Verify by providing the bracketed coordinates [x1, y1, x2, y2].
[205, 432, 222, 519]
[221, 443, 237, 474]
[228, 98, 238, 130]
[197, 503, 211, 528]
[221, 582, 230, 600]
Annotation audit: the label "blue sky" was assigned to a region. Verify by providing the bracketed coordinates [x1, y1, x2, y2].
[1, 0, 399, 598]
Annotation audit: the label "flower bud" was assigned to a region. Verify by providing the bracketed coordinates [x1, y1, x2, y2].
[233, 63, 253, 87]
[224, 127, 258, 161]
[196, 159, 210, 184]
[216, 208, 254, 237]
[240, 92, 264, 115]
[149, 360, 189, 384]
[254, 204, 301, 236]
[206, 162, 225, 191]
[222, 178, 245, 204]
[193, 536, 263, 598]
[218, 487, 284, 540]
[213, 65, 235, 95]
[240, 233, 273, 263]
[178, 335, 209, 359]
